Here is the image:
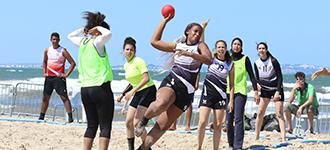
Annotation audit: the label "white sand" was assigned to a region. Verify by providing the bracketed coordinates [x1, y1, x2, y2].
[0, 118, 329, 150]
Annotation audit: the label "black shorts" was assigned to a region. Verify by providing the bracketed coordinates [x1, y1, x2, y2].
[199, 81, 226, 109]
[159, 73, 194, 111]
[130, 85, 157, 108]
[43, 76, 67, 96]
[260, 88, 284, 101]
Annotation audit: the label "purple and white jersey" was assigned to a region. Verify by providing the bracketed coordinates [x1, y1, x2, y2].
[255, 57, 277, 91]
[205, 58, 233, 97]
[171, 43, 202, 94]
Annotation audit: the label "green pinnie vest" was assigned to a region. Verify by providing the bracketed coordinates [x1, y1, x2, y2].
[227, 55, 247, 95]
[78, 38, 113, 87]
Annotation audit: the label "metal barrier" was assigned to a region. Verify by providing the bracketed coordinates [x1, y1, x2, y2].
[12, 82, 75, 120]
[0, 83, 15, 115]
[12, 83, 44, 117]
[319, 102, 330, 134]
[1, 82, 330, 134]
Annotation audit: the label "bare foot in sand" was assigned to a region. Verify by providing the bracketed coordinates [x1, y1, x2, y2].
[169, 122, 176, 131]
[185, 127, 191, 131]
[169, 126, 176, 131]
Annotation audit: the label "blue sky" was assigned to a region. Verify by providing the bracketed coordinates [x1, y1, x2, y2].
[0, 0, 329, 67]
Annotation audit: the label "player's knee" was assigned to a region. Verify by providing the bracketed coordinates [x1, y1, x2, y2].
[154, 100, 168, 110]
[198, 119, 208, 128]
[276, 110, 283, 119]
[84, 126, 98, 138]
[283, 103, 291, 112]
[125, 118, 134, 129]
[257, 110, 265, 118]
[99, 127, 111, 138]
[154, 121, 168, 131]
[42, 96, 50, 102]
[60, 95, 69, 102]
[213, 121, 222, 131]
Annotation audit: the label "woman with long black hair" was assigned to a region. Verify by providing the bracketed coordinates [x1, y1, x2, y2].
[197, 40, 234, 150]
[68, 11, 114, 150]
[135, 14, 212, 149]
[254, 42, 286, 141]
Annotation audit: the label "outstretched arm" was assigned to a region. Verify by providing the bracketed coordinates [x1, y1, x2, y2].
[150, 15, 176, 52]
[312, 67, 330, 80]
[200, 18, 210, 42]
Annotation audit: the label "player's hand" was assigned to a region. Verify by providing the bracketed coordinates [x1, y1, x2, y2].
[117, 94, 124, 102]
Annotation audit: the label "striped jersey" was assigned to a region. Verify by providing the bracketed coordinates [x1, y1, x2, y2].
[171, 42, 202, 94]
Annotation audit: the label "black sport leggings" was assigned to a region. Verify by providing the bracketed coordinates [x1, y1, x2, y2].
[81, 81, 114, 138]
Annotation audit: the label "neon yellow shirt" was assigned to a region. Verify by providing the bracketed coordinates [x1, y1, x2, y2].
[124, 57, 154, 91]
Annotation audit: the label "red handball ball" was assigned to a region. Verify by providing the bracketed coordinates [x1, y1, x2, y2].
[161, 4, 175, 18]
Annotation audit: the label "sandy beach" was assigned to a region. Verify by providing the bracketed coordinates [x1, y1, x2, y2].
[0, 117, 330, 150]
